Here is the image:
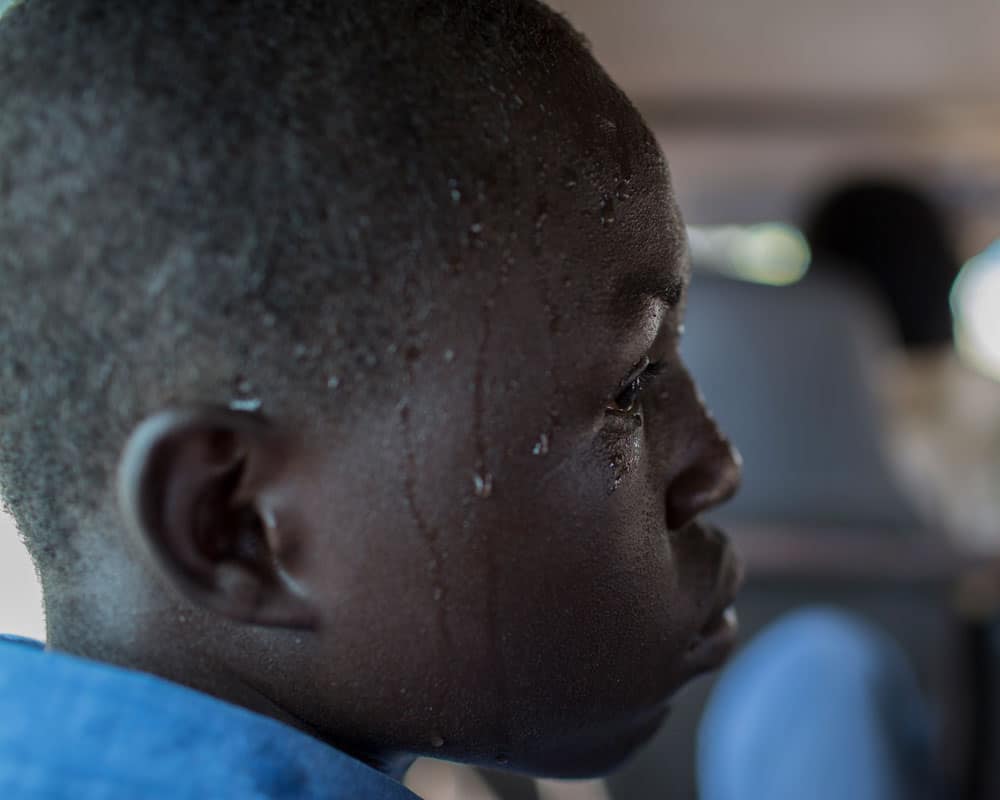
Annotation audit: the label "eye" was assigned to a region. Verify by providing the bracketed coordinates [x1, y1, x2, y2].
[608, 357, 666, 414]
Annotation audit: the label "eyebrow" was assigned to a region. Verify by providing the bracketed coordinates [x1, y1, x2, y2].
[649, 273, 685, 307]
[607, 224, 691, 326]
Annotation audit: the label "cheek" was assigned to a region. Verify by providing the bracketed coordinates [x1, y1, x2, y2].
[597, 421, 646, 495]
[484, 453, 691, 692]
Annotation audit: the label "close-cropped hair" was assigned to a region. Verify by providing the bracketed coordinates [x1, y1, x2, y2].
[0, 0, 591, 582]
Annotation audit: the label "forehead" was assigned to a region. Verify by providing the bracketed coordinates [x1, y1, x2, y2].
[609, 163, 689, 315]
[553, 111, 689, 327]
[433, 36, 689, 345]
[540, 60, 689, 316]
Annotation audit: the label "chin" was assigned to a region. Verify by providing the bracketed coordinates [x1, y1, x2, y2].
[511, 702, 672, 780]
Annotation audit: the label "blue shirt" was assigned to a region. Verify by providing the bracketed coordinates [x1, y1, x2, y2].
[0, 635, 419, 799]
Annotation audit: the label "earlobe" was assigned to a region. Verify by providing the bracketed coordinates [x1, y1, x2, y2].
[117, 406, 318, 630]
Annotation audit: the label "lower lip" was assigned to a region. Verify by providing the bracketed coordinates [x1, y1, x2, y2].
[685, 606, 739, 673]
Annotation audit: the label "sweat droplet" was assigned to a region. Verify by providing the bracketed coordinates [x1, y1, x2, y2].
[450, 188, 462, 204]
[293, 343, 308, 360]
[615, 177, 633, 201]
[532, 433, 550, 456]
[235, 377, 253, 395]
[431, 735, 445, 748]
[433, 586, 443, 601]
[469, 222, 484, 235]
[443, 349, 456, 363]
[327, 376, 340, 389]
[600, 194, 615, 226]
[473, 472, 494, 498]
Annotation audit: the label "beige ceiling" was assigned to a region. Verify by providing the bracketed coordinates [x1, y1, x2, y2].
[551, 0, 1000, 103]
[551, 0, 1000, 234]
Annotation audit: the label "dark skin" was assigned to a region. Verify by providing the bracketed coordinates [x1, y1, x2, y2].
[54, 42, 742, 783]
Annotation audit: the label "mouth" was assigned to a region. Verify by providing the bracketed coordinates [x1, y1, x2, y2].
[682, 523, 744, 674]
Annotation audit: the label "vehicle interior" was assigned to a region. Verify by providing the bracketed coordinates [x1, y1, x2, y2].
[2, 1, 999, 798]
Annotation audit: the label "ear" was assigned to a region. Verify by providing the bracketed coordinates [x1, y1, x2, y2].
[117, 406, 317, 630]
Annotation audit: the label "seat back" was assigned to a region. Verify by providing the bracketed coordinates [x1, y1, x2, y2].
[681, 270, 922, 530]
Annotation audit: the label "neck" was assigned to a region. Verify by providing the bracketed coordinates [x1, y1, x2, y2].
[44, 584, 415, 782]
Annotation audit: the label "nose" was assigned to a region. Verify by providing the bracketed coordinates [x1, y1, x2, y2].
[665, 396, 742, 531]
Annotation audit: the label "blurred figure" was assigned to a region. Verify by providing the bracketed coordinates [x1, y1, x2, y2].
[806, 177, 1000, 550]
[805, 178, 959, 351]
[695, 181, 999, 800]
[698, 608, 945, 800]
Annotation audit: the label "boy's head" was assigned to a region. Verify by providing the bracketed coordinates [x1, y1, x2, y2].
[0, 0, 740, 778]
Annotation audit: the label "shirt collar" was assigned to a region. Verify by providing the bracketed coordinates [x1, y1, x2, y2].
[0, 637, 419, 799]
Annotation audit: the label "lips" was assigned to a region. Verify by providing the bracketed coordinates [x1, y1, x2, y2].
[681, 523, 744, 674]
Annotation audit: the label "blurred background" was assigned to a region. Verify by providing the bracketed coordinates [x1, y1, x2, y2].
[3, 0, 1000, 798]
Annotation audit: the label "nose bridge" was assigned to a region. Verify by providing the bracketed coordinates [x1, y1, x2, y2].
[664, 370, 742, 530]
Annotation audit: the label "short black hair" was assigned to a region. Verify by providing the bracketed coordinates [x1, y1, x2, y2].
[0, 0, 594, 582]
[804, 177, 960, 349]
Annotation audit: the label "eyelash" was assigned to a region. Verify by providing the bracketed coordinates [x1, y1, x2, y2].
[608, 358, 666, 414]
